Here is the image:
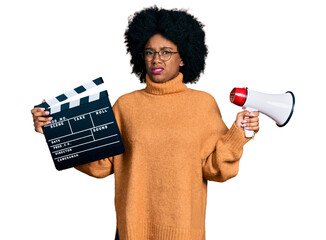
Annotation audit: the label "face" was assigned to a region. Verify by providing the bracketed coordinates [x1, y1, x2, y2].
[144, 34, 184, 83]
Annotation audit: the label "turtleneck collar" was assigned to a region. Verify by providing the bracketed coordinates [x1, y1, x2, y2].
[144, 73, 188, 95]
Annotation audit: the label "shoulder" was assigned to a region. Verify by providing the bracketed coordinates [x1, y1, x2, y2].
[186, 88, 223, 117]
[113, 90, 143, 107]
[111, 89, 145, 115]
[187, 88, 218, 105]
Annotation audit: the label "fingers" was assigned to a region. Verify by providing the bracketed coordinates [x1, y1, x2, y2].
[33, 115, 53, 134]
[31, 108, 48, 119]
[242, 119, 259, 132]
[31, 102, 53, 134]
[37, 116, 53, 122]
[236, 110, 260, 135]
[34, 121, 49, 134]
[238, 111, 260, 133]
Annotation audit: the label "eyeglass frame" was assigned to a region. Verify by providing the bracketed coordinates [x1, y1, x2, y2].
[141, 49, 179, 62]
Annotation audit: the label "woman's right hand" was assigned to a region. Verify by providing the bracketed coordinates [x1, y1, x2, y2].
[31, 99, 53, 134]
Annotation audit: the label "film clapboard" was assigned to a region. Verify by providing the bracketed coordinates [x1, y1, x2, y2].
[34, 77, 125, 170]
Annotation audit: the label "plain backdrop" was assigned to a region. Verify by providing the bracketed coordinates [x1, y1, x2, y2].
[1, 0, 325, 239]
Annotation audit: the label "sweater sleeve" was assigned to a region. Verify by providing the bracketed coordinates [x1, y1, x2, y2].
[201, 96, 250, 182]
[74, 99, 122, 178]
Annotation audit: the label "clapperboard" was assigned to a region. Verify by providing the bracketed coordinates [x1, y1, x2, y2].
[34, 77, 125, 170]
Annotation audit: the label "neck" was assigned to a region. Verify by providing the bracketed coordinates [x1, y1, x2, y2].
[145, 73, 187, 95]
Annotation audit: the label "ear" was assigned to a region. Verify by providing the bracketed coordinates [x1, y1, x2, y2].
[179, 59, 184, 67]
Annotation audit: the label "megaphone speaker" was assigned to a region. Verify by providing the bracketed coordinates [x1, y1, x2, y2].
[230, 87, 295, 137]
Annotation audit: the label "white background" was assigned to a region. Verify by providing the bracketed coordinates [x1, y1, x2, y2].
[1, 0, 325, 239]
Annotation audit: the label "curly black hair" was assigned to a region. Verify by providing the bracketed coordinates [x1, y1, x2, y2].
[124, 6, 208, 84]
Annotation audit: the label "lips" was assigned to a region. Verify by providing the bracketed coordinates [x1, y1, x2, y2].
[151, 67, 164, 74]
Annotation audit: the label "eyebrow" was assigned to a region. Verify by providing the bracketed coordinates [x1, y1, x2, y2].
[144, 47, 173, 51]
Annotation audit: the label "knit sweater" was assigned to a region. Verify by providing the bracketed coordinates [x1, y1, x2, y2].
[75, 73, 250, 240]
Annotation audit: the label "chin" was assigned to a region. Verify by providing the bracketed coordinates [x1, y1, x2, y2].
[149, 74, 168, 83]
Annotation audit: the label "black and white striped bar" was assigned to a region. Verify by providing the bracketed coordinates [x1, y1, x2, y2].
[49, 90, 107, 114]
[34, 77, 103, 109]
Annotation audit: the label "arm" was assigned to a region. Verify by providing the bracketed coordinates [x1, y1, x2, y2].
[201, 97, 259, 182]
[202, 122, 249, 182]
[74, 157, 114, 178]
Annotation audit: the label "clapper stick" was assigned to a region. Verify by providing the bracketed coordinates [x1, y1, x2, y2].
[34, 77, 104, 111]
[34, 77, 125, 170]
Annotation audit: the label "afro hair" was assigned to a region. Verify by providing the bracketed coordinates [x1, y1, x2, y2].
[124, 6, 208, 84]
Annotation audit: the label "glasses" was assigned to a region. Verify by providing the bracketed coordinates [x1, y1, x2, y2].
[142, 49, 179, 62]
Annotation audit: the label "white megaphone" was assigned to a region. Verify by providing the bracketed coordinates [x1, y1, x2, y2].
[230, 87, 295, 138]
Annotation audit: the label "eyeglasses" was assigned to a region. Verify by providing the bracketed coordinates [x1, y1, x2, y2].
[142, 49, 179, 62]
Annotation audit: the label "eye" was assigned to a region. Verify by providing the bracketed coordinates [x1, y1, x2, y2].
[161, 50, 171, 55]
[144, 51, 154, 56]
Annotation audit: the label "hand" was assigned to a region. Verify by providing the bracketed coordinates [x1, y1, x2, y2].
[31, 99, 52, 134]
[235, 109, 260, 134]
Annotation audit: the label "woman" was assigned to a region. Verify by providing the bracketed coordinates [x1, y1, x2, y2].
[31, 6, 259, 240]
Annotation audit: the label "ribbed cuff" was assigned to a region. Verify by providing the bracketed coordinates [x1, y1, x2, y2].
[223, 122, 251, 152]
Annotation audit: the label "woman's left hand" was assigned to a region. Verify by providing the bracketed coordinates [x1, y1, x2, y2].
[235, 110, 260, 134]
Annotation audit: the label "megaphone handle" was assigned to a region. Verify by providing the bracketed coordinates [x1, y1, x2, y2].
[243, 107, 258, 138]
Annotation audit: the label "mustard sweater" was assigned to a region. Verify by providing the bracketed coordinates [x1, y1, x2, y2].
[75, 73, 250, 240]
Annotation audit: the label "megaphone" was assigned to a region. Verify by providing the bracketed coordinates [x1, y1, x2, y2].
[230, 88, 295, 138]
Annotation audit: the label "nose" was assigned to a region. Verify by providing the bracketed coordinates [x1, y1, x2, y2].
[152, 52, 161, 63]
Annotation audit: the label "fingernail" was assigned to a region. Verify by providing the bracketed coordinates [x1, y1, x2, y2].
[44, 111, 49, 115]
[241, 120, 247, 123]
[40, 108, 45, 111]
[46, 121, 51, 124]
[245, 127, 250, 130]
[241, 124, 247, 127]
[48, 117, 53, 120]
